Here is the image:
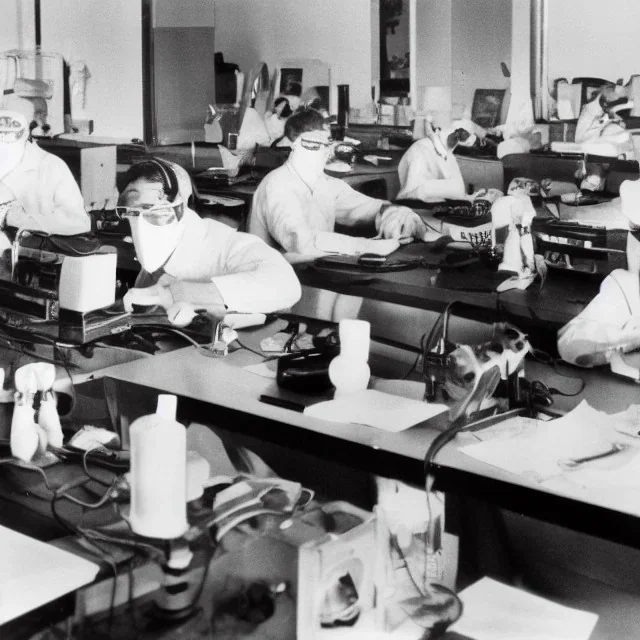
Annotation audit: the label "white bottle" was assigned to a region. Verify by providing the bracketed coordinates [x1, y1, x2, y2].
[10, 392, 40, 462]
[329, 319, 371, 397]
[129, 395, 188, 539]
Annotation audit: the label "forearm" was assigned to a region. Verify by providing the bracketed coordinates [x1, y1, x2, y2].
[168, 280, 225, 308]
[212, 265, 301, 312]
[557, 319, 640, 367]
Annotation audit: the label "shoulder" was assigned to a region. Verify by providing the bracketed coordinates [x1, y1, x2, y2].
[256, 164, 291, 190]
[30, 143, 72, 173]
[603, 269, 639, 293]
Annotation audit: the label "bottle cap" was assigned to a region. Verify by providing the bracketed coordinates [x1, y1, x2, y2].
[156, 394, 178, 421]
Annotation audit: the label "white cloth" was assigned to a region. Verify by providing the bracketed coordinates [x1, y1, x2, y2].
[397, 137, 466, 202]
[136, 208, 301, 314]
[2, 141, 90, 234]
[557, 269, 640, 367]
[249, 161, 383, 254]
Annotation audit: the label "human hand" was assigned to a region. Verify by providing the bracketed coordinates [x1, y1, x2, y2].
[377, 205, 427, 244]
[123, 283, 173, 312]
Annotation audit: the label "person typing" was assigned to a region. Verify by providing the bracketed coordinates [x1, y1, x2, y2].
[119, 157, 301, 324]
[249, 108, 428, 259]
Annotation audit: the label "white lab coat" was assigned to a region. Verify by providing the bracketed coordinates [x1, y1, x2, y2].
[557, 269, 640, 367]
[2, 141, 90, 234]
[249, 161, 384, 254]
[135, 208, 301, 313]
[397, 137, 467, 202]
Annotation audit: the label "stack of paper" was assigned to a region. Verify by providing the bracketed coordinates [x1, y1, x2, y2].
[304, 389, 447, 432]
[449, 577, 599, 640]
[459, 401, 640, 484]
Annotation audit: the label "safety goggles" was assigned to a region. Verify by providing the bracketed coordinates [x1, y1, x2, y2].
[115, 201, 183, 226]
[298, 136, 334, 151]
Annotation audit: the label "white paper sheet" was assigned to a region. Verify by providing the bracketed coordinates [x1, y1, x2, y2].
[0, 525, 99, 624]
[459, 401, 639, 483]
[303, 389, 447, 432]
[243, 360, 278, 379]
[314, 232, 400, 257]
[449, 577, 599, 640]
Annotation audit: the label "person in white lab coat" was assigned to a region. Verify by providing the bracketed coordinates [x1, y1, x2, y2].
[396, 125, 476, 203]
[557, 179, 640, 367]
[249, 108, 427, 256]
[0, 96, 90, 235]
[119, 157, 301, 324]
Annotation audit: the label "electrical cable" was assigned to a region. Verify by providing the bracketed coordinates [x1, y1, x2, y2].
[82, 447, 118, 487]
[234, 338, 269, 359]
[0, 457, 56, 491]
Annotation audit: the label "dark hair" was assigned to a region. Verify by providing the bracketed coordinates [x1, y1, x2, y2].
[120, 157, 179, 202]
[284, 107, 327, 143]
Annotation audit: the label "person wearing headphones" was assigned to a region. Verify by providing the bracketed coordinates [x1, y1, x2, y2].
[0, 94, 90, 235]
[249, 108, 428, 258]
[118, 157, 301, 323]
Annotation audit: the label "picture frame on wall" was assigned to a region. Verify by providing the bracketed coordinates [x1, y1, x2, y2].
[471, 89, 507, 129]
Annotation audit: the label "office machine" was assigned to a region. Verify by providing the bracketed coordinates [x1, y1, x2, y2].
[532, 218, 627, 276]
[0, 230, 131, 343]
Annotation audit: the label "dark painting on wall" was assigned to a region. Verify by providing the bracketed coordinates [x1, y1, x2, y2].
[472, 89, 507, 128]
[279, 68, 303, 97]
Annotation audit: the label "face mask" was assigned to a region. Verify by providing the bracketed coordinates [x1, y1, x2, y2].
[0, 111, 28, 179]
[290, 129, 334, 177]
[130, 212, 186, 273]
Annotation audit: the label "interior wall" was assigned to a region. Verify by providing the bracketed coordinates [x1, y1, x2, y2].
[413, 0, 452, 111]
[40, 0, 144, 141]
[0, 0, 35, 51]
[213, 0, 375, 110]
[547, 0, 640, 86]
[153, 0, 214, 27]
[452, 0, 511, 115]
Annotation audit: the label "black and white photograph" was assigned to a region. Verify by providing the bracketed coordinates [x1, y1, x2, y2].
[0, 1, 639, 639]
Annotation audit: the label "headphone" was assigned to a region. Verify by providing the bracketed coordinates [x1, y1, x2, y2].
[148, 157, 179, 202]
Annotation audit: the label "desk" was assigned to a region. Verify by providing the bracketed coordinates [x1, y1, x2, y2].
[82, 323, 640, 549]
[296, 242, 600, 351]
[6, 322, 640, 638]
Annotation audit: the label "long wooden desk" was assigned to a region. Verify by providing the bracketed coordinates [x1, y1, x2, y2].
[296, 242, 603, 350]
[82, 323, 640, 550]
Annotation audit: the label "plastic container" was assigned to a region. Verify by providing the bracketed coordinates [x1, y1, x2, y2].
[129, 395, 188, 539]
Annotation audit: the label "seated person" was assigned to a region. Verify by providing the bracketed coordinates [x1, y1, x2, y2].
[249, 108, 427, 257]
[119, 157, 301, 323]
[396, 123, 475, 203]
[0, 95, 90, 235]
[558, 180, 640, 366]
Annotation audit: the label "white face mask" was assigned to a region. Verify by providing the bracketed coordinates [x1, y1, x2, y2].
[290, 130, 334, 181]
[130, 214, 184, 273]
[0, 111, 28, 179]
[119, 178, 186, 273]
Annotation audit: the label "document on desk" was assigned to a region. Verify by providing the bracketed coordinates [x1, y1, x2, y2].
[449, 577, 598, 640]
[0, 524, 100, 624]
[303, 389, 448, 432]
[459, 401, 640, 484]
[314, 232, 400, 256]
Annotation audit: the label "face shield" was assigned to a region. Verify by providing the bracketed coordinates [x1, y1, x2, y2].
[117, 179, 186, 273]
[0, 111, 29, 179]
